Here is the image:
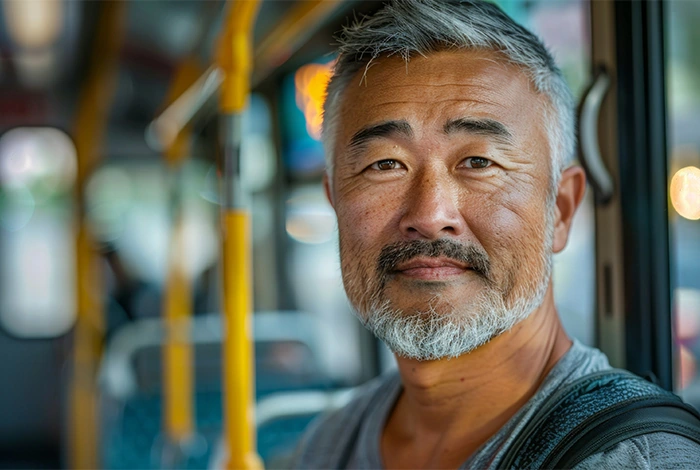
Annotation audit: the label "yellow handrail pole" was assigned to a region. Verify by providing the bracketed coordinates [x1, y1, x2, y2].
[162, 213, 194, 442]
[216, 1, 262, 468]
[160, 58, 203, 446]
[70, 1, 125, 469]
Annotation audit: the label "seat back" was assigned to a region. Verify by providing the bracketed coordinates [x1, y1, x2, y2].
[98, 312, 342, 469]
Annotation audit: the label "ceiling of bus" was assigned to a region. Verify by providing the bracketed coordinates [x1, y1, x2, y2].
[0, 0, 381, 155]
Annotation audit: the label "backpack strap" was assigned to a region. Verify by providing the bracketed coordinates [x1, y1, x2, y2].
[549, 399, 700, 468]
[499, 369, 700, 469]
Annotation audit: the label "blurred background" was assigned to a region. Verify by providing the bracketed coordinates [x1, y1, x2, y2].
[0, 0, 698, 468]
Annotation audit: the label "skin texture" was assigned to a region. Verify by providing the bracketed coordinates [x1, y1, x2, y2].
[325, 50, 586, 468]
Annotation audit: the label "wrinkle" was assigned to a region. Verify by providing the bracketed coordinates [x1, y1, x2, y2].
[372, 98, 506, 107]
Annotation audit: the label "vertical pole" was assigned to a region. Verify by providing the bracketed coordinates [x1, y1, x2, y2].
[216, 1, 262, 468]
[70, 1, 124, 468]
[162, 180, 195, 444]
[160, 58, 203, 447]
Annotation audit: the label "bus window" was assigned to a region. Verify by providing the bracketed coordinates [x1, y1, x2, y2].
[667, 0, 700, 403]
[0, 127, 77, 338]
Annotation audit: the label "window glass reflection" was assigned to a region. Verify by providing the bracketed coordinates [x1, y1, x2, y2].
[667, 0, 700, 402]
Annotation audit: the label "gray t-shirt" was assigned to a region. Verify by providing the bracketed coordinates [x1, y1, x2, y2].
[292, 340, 700, 468]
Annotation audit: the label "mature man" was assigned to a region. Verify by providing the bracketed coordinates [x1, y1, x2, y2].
[292, 0, 700, 468]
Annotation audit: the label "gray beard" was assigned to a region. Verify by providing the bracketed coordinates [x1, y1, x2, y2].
[356, 265, 551, 361]
[355, 216, 555, 361]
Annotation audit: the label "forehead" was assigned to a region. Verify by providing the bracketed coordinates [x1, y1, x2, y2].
[334, 49, 550, 155]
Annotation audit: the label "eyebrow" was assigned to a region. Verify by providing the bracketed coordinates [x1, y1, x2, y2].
[347, 120, 414, 150]
[443, 118, 514, 144]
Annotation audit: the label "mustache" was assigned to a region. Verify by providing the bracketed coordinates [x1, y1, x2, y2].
[377, 239, 491, 279]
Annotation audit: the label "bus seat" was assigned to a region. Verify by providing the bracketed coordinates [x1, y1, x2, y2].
[99, 311, 329, 399]
[102, 389, 222, 470]
[98, 312, 344, 469]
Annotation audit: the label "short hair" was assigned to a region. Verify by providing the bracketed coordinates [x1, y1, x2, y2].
[322, 0, 576, 189]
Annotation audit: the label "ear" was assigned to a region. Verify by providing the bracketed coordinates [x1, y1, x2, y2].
[323, 172, 335, 209]
[552, 166, 587, 253]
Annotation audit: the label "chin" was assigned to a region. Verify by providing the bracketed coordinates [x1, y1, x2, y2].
[354, 288, 544, 361]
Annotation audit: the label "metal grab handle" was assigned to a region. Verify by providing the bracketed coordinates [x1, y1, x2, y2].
[578, 68, 614, 205]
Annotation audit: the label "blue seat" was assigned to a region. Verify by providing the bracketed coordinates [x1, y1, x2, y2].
[99, 313, 343, 469]
[102, 387, 329, 469]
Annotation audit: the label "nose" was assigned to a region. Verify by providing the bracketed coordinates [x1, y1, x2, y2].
[399, 172, 468, 239]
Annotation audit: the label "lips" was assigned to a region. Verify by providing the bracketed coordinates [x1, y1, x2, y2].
[377, 239, 491, 281]
[394, 257, 470, 280]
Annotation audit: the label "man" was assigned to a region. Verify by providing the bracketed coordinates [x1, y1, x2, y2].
[292, 0, 700, 468]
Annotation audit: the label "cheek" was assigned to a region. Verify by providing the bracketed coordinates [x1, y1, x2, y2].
[335, 187, 407, 280]
[335, 184, 405, 243]
[336, 203, 377, 242]
[470, 206, 524, 258]
[336, 199, 398, 310]
[468, 191, 548, 276]
[335, 199, 386, 274]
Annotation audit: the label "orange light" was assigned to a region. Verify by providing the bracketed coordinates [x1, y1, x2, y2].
[670, 166, 700, 220]
[294, 61, 334, 140]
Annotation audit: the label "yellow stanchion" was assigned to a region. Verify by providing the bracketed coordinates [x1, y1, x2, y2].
[70, 226, 103, 470]
[221, 211, 259, 469]
[218, 1, 260, 114]
[69, 1, 125, 468]
[163, 217, 194, 442]
[160, 58, 203, 446]
[216, 1, 262, 468]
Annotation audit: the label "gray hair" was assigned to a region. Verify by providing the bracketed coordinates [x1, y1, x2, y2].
[322, 0, 576, 188]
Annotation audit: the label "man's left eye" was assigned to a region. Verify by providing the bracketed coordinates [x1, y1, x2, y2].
[463, 157, 492, 169]
[370, 159, 403, 171]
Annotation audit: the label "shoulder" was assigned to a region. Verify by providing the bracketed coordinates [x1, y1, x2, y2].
[574, 432, 700, 469]
[290, 372, 401, 469]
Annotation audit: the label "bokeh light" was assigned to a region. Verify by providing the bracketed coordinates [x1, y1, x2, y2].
[0, 127, 77, 198]
[670, 166, 700, 220]
[285, 186, 335, 245]
[180, 205, 219, 280]
[85, 166, 134, 242]
[2, 0, 64, 49]
[294, 62, 333, 141]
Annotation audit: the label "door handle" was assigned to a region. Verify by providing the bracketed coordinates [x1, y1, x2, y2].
[578, 67, 614, 205]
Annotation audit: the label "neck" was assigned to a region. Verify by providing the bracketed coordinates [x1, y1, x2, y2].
[382, 286, 571, 468]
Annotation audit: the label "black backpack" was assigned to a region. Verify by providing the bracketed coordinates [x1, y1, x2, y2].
[499, 369, 700, 469]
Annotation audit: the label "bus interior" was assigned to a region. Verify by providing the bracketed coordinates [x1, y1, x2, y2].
[0, 0, 699, 468]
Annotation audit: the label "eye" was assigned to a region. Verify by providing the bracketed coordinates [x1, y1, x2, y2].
[463, 157, 492, 169]
[370, 159, 404, 171]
